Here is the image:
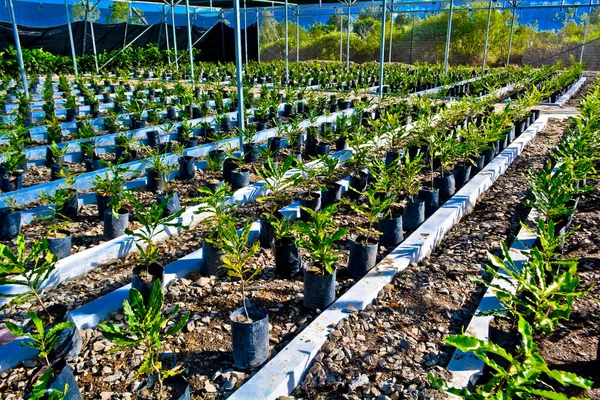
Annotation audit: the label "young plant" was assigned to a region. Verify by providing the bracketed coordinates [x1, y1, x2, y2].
[48, 141, 68, 164]
[124, 192, 186, 269]
[5, 311, 74, 366]
[46, 116, 63, 144]
[30, 368, 69, 400]
[0, 235, 57, 318]
[429, 314, 593, 399]
[194, 184, 237, 241]
[218, 220, 261, 319]
[93, 162, 136, 218]
[341, 188, 392, 243]
[98, 281, 190, 395]
[294, 204, 347, 275]
[256, 154, 301, 218]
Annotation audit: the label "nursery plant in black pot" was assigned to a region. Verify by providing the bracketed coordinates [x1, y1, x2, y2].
[415, 121, 441, 217]
[433, 129, 458, 203]
[240, 125, 259, 163]
[318, 155, 343, 209]
[224, 150, 251, 191]
[219, 220, 270, 369]
[99, 281, 190, 399]
[294, 204, 347, 311]
[194, 184, 237, 276]
[341, 188, 391, 278]
[397, 152, 425, 230]
[256, 154, 301, 248]
[346, 129, 373, 200]
[177, 119, 199, 148]
[0, 147, 26, 192]
[126, 99, 147, 130]
[125, 192, 186, 303]
[38, 177, 78, 259]
[0, 192, 22, 240]
[46, 116, 64, 145]
[142, 145, 176, 193]
[370, 157, 405, 248]
[269, 214, 302, 278]
[0, 235, 82, 363]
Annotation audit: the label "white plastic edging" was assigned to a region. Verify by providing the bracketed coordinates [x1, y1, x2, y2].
[539, 77, 586, 107]
[229, 116, 550, 400]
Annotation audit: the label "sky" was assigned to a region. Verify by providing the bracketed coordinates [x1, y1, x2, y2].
[0, 0, 593, 31]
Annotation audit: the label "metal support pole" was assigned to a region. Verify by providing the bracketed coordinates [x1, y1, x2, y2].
[296, 9, 300, 62]
[285, 0, 289, 83]
[65, 0, 78, 76]
[221, 11, 225, 61]
[378, 0, 387, 98]
[339, 8, 343, 63]
[346, 4, 351, 70]
[123, 3, 131, 48]
[233, 0, 245, 141]
[88, 1, 99, 74]
[100, 24, 154, 70]
[388, 1, 393, 63]
[410, 10, 415, 63]
[580, 0, 593, 62]
[506, 5, 516, 66]
[82, 0, 89, 54]
[256, 9, 261, 63]
[171, 1, 179, 72]
[164, 5, 172, 67]
[244, 0, 248, 64]
[185, 0, 194, 81]
[443, 0, 454, 76]
[482, 0, 492, 73]
[7, 0, 28, 97]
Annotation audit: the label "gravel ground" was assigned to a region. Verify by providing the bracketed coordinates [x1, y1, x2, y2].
[292, 117, 570, 400]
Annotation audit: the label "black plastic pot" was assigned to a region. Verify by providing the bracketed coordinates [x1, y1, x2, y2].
[48, 359, 83, 399]
[205, 179, 225, 193]
[273, 237, 302, 278]
[348, 171, 368, 200]
[347, 236, 379, 278]
[146, 130, 161, 147]
[96, 193, 112, 219]
[57, 191, 79, 219]
[0, 171, 23, 192]
[321, 183, 342, 208]
[304, 268, 336, 311]
[132, 263, 165, 304]
[483, 148, 495, 165]
[385, 151, 400, 167]
[50, 163, 67, 181]
[259, 217, 276, 249]
[231, 305, 270, 369]
[434, 173, 456, 202]
[47, 230, 72, 260]
[103, 208, 129, 240]
[507, 127, 516, 144]
[243, 143, 259, 162]
[222, 158, 237, 183]
[418, 188, 439, 217]
[231, 168, 251, 190]
[379, 214, 404, 248]
[299, 192, 321, 222]
[454, 164, 472, 188]
[514, 120, 527, 137]
[0, 208, 21, 240]
[84, 157, 103, 172]
[268, 137, 282, 156]
[46, 304, 82, 364]
[202, 240, 225, 276]
[157, 191, 182, 217]
[178, 156, 196, 181]
[315, 143, 330, 156]
[133, 120, 147, 130]
[146, 168, 166, 193]
[335, 136, 347, 151]
[46, 147, 64, 167]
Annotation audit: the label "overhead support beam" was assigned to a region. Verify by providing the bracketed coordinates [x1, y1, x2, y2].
[164, 5, 172, 67]
[7, 0, 28, 97]
[171, 1, 179, 72]
[65, 0, 78, 77]
[99, 24, 154, 70]
[506, 3, 516, 66]
[285, 0, 289, 82]
[482, 0, 492, 73]
[580, 0, 593, 62]
[443, 0, 453, 76]
[185, 0, 195, 81]
[378, 0, 387, 98]
[123, 2, 131, 48]
[233, 0, 245, 138]
[256, 9, 261, 63]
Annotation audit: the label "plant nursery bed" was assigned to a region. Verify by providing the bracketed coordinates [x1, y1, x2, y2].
[292, 117, 570, 399]
[536, 178, 600, 399]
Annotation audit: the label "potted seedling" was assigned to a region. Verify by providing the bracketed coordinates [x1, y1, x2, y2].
[0, 147, 26, 192]
[202, 151, 225, 192]
[223, 149, 250, 190]
[294, 204, 346, 310]
[241, 125, 259, 162]
[92, 161, 134, 220]
[415, 120, 441, 217]
[142, 145, 175, 193]
[298, 162, 323, 222]
[194, 185, 237, 276]
[318, 155, 343, 208]
[38, 188, 75, 260]
[433, 129, 458, 202]
[397, 152, 425, 230]
[46, 141, 69, 177]
[126, 99, 146, 129]
[346, 129, 373, 200]
[256, 154, 301, 248]
[177, 119, 199, 148]
[99, 281, 190, 398]
[115, 131, 139, 162]
[46, 116, 64, 144]
[218, 220, 269, 369]
[369, 157, 405, 248]
[88, 96, 101, 118]
[0, 235, 82, 363]
[65, 94, 78, 122]
[0, 192, 22, 239]
[269, 214, 302, 278]
[124, 192, 185, 303]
